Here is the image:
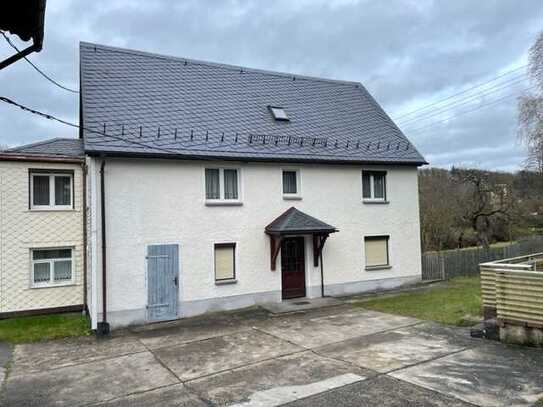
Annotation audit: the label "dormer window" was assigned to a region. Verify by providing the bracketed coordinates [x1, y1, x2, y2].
[269, 106, 289, 121]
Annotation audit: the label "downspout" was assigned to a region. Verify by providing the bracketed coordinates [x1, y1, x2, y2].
[97, 159, 110, 336]
[82, 162, 88, 314]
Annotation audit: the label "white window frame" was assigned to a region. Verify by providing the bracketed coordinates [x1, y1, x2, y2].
[30, 172, 74, 210]
[364, 235, 391, 270]
[362, 171, 387, 203]
[30, 247, 75, 288]
[281, 168, 302, 200]
[204, 167, 242, 206]
[212, 240, 238, 284]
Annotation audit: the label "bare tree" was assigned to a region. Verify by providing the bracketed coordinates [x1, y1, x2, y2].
[451, 168, 514, 249]
[518, 32, 543, 172]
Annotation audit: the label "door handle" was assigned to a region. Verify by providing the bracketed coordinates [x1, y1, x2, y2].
[174, 277, 178, 286]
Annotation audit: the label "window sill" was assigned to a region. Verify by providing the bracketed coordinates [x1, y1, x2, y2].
[205, 200, 243, 207]
[30, 282, 76, 289]
[362, 200, 389, 205]
[215, 279, 237, 285]
[365, 265, 392, 271]
[283, 195, 302, 201]
[29, 207, 75, 212]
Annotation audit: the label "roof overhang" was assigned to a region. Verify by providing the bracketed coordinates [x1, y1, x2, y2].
[0, 152, 83, 164]
[0, 0, 46, 70]
[85, 149, 428, 167]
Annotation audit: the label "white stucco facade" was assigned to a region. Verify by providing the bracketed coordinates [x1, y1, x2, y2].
[88, 157, 422, 328]
[0, 160, 85, 315]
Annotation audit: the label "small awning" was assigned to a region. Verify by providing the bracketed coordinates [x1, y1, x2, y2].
[265, 207, 338, 236]
[265, 207, 338, 270]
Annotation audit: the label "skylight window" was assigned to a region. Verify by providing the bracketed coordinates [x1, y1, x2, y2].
[269, 106, 289, 121]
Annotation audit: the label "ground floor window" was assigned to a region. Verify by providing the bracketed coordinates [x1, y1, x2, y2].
[31, 248, 73, 287]
[214, 243, 236, 282]
[364, 236, 390, 269]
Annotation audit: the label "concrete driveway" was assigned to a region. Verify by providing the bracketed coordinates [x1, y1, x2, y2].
[2, 304, 543, 407]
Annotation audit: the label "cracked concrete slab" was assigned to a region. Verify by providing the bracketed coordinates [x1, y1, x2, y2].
[391, 344, 543, 407]
[89, 383, 207, 407]
[153, 329, 303, 381]
[133, 308, 269, 350]
[0, 341, 12, 386]
[187, 351, 374, 406]
[10, 335, 147, 376]
[315, 323, 467, 373]
[4, 351, 179, 407]
[255, 309, 420, 348]
[282, 375, 474, 407]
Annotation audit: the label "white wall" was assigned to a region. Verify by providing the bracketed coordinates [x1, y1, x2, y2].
[90, 157, 422, 327]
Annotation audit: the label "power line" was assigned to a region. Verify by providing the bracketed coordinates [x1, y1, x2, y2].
[393, 64, 528, 120]
[404, 86, 536, 138]
[0, 31, 79, 94]
[0, 96, 184, 155]
[398, 75, 529, 128]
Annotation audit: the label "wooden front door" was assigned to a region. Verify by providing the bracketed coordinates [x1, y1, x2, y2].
[147, 244, 179, 322]
[281, 237, 306, 299]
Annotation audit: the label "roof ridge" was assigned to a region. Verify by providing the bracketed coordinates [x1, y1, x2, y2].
[7, 137, 75, 152]
[80, 41, 362, 87]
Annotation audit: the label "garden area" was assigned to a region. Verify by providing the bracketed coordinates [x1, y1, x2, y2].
[355, 276, 482, 326]
[0, 313, 90, 344]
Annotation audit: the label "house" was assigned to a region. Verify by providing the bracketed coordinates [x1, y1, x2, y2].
[79, 42, 427, 331]
[0, 138, 85, 318]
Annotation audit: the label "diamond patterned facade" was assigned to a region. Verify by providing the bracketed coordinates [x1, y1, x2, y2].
[0, 161, 84, 313]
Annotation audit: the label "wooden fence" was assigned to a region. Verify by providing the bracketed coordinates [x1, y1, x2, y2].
[480, 254, 543, 328]
[421, 235, 543, 281]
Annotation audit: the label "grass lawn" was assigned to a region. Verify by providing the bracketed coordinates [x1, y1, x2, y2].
[0, 313, 91, 344]
[354, 276, 482, 326]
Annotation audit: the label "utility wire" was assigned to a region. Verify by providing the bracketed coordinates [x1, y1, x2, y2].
[399, 75, 529, 128]
[404, 86, 536, 137]
[0, 96, 184, 155]
[393, 64, 528, 120]
[0, 31, 79, 94]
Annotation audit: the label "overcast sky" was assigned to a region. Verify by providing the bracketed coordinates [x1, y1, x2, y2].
[1, 0, 542, 171]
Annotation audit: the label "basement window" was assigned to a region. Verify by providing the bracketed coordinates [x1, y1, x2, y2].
[269, 106, 289, 121]
[364, 236, 391, 270]
[214, 243, 237, 283]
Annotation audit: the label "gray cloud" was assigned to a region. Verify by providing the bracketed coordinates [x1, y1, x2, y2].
[1, 0, 541, 171]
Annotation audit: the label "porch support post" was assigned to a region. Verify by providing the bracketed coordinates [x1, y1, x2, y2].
[269, 234, 282, 271]
[313, 234, 329, 267]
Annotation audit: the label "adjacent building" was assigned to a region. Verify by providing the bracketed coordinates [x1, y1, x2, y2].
[0, 139, 85, 317]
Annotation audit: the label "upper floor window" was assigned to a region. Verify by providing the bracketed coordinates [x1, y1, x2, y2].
[30, 171, 73, 210]
[362, 171, 387, 202]
[205, 168, 240, 204]
[31, 248, 73, 287]
[282, 169, 301, 199]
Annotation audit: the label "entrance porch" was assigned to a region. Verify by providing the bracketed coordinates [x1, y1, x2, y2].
[265, 207, 338, 300]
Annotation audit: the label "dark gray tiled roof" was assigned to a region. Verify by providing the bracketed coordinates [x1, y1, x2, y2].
[6, 137, 84, 157]
[80, 42, 426, 165]
[266, 207, 338, 235]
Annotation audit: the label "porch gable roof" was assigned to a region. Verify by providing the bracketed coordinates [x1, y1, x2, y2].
[265, 207, 338, 236]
